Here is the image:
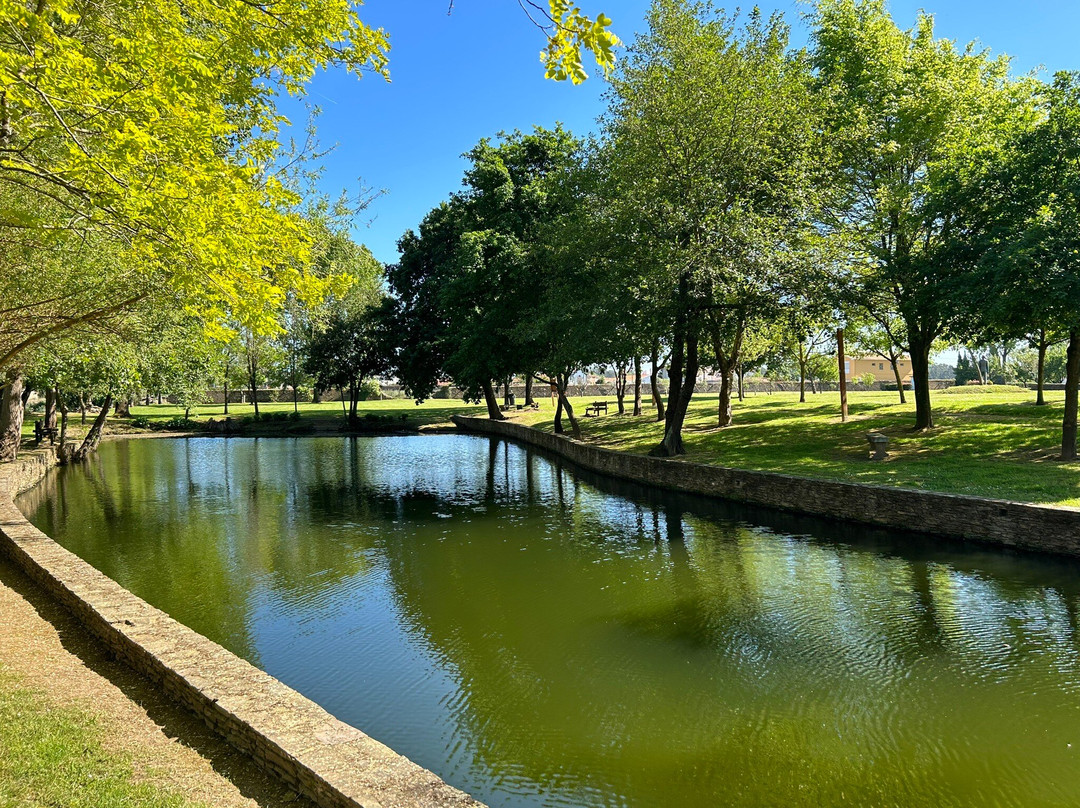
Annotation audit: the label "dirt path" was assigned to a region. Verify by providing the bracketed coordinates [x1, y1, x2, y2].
[0, 551, 315, 808]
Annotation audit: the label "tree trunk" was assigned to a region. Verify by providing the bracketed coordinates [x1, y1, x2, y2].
[910, 335, 934, 430]
[502, 377, 512, 407]
[340, 388, 347, 418]
[524, 375, 534, 407]
[482, 381, 506, 420]
[1062, 328, 1080, 461]
[293, 384, 299, 414]
[44, 388, 57, 431]
[969, 348, 986, 385]
[650, 342, 665, 422]
[718, 370, 733, 427]
[891, 357, 907, 404]
[58, 395, 68, 444]
[1037, 335, 1048, 406]
[712, 319, 743, 428]
[223, 377, 230, 415]
[651, 327, 698, 457]
[556, 373, 581, 439]
[114, 398, 131, 417]
[72, 393, 113, 462]
[554, 392, 564, 434]
[614, 363, 627, 414]
[0, 369, 25, 462]
[633, 355, 642, 416]
[798, 354, 807, 403]
[248, 352, 260, 418]
[56, 394, 73, 465]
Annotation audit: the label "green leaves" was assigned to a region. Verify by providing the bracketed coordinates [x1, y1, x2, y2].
[539, 1, 621, 83]
[0, 0, 391, 366]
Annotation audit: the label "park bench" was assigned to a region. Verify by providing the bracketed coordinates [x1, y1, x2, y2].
[34, 419, 58, 445]
[584, 401, 609, 417]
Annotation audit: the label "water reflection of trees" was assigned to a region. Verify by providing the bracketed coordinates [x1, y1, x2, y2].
[18, 435, 1080, 806]
[377, 440, 1080, 807]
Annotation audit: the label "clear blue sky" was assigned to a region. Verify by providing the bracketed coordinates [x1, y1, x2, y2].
[280, 0, 1080, 266]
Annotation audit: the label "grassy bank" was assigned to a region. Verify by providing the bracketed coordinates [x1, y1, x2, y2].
[513, 387, 1080, 507]
[0, 668, 205, 808]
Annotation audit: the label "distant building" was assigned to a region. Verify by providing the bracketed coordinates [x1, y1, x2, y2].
[844, 355, 913, 384]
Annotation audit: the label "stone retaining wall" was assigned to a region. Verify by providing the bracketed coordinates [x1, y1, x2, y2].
[452, 415, 1080, 558]
[0, 451, 482, 808]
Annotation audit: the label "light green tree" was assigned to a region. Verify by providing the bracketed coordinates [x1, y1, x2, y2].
[811, 0, 1036, 429]
[603, 0, 826, 454]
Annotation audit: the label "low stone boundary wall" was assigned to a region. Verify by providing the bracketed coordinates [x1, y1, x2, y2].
[452, 415, 1080, 558]
[0, 452, 481, 808]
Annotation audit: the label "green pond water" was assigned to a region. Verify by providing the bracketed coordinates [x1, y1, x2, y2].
[16, 435, 1080, 807]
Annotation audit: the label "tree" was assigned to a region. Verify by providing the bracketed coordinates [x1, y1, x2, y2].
[388, 127, 584, 423]
[849, 316, 910, 403]
[948, 73, 1080, 458]
[812, 0, 1034, 430]
[522, 1, 622, 83]
[304, 309, 387, 422]
[0, 0, 390, 364]
[603, 0, 825, 456]
[786, 326, 835, 402]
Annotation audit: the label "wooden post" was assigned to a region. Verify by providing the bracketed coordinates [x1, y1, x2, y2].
[837, 328, 848, 423]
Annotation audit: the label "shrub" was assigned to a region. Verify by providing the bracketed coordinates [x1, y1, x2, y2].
[358, 379, 382, 401]
[857, 372, 877, 388]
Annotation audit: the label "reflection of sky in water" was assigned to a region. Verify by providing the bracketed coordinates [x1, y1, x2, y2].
[18, 435, 1080, 808]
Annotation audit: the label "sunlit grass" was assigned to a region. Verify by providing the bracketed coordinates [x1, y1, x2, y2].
[513, 388, 1080, 507]
[0, 669, 206, 808]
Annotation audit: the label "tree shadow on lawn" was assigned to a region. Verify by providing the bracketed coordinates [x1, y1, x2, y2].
[946, 400, 1065, 421]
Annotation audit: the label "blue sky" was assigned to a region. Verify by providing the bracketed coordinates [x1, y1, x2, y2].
[280, 1, 1080, 266]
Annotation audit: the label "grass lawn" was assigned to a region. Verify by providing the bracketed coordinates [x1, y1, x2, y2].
[20, 397, 487, 439]
[0, 668, 205, 808]
[511, 386, 1080, 507]
[122, 398, 487, 430]
[19, 386, 1080, 507]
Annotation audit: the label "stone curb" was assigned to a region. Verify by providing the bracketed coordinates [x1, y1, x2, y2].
[0, 449, 483, 808]
[452, 415, 1080, 558]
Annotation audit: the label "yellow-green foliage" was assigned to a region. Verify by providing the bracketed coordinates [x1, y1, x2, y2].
[0, 0, 390, 362]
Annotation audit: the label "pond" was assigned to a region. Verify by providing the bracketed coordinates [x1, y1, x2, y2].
[16, 435, 1080, 807]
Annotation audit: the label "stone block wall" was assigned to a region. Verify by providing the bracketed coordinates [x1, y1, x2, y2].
[452, 416, 1080, 558]
[0, 453, 482, 808]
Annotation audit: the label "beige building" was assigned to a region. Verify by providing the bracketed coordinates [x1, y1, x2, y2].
[844, 355, 913, 384]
